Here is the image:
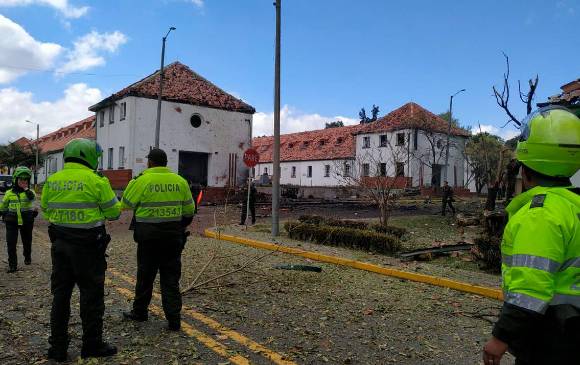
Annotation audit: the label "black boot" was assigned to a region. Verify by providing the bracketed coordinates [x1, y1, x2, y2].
[167, 320, 181, 331]
[122, 310, 148, 322]
[6, 267, 17, 273]
[81, 342, 118, 359]
[24, 257, 31, 265]
[47, 347, 68, 362]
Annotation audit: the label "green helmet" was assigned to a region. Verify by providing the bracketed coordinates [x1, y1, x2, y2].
[63, 138, 102, 170]
[516, 106, 580, 178]
[13, 166, 32, 184]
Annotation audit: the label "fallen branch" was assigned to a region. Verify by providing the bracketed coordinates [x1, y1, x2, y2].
[181, 252, 217, 294]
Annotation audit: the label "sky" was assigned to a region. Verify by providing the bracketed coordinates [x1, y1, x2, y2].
[0, 0, 578, 144]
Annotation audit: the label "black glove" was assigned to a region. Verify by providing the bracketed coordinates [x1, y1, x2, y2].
[24, 189, 35, 200]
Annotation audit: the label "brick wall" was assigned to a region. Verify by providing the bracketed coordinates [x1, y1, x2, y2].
[101, 169, 132, 189]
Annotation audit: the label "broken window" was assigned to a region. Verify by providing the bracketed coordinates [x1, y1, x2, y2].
[362, 163, 370, 177]
[396, 133, 405, 146]
[379, 135, 388, 147]
[396, 162, 405, 177]
[362, 136, 371, 149]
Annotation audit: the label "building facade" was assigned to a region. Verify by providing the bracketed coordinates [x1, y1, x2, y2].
[89, 62, 255, 188]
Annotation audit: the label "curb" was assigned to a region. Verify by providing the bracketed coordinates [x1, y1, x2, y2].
[204, 228, 504, 301]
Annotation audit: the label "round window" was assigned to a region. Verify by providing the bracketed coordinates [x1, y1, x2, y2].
[190, 114, 202, 128]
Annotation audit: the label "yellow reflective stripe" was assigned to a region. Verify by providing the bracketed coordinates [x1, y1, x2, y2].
[135, 216, 182, 223]
[503, 254, 561, 273]
[504, 291, 549, 313]
[140, 201, 182, 208]
[47, 202, 99, 209]
[99, 197, 118, 209]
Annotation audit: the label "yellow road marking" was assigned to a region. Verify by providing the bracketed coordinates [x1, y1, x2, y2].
[205, 228, 504, 301]
[108, 268, 296, 365]
[109, 280, 251, 365]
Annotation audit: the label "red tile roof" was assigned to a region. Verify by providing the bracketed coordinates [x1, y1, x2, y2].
[253, 124, 364, 163]
[13, 137, 32, 150]
[89, 62, 255, 114]
[252, 102, 470, 163]
[36, 116, 96, 154]
[357, 102, 470, 137]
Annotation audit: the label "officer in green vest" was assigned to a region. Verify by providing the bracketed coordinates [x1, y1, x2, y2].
[121, 148, 195, 331]
[0, 166, 37, 272]
[41, 138, 121, 362]
[483, 106, 580, 365]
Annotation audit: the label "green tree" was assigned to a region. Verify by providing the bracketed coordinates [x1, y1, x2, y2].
[325, 120, 344, 129]
[464, 133, 511, 194]
[0, 142, 43, 173]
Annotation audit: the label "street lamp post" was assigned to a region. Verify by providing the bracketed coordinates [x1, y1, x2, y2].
[25, 120, 39, 190]
[443, 89, 466, 184]
[154, 26, 176, 148]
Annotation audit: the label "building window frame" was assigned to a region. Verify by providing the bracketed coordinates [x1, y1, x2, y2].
[344, 162, 351, 177]
[379, 163, 387, 177]
[291, 166, 296, 178]
[396, 162, 405, 177]
[108, 106, 114, 124]
[307, 166, 312, 178]
[362, 163, 370, 177]
[324, 164, 330, 177]
[118, 146, 125, 169]
[107, 148, 114, 169]
[362, 136, 371, 149]
[99, 110, 105, 127]
[379, 135, 388, 147]
[120, 102, 126, 121]
[396, 132, 405, 146]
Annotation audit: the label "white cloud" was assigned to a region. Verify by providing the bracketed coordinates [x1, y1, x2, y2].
[253, 105, 358, 137]
[191, 0, 203, 7]
[0, 14, 62, 83]
[0, 83, 101, 143]
[471, 124, 520, 141]
[0, 0, 89, 18]
[56, 31, 128, 74]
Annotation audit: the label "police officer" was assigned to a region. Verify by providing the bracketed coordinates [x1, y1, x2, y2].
[482, 106, 580, 364]
[441, 180, 455, 216]
[41, 138, 121, 362]
[1, 166, 37, 272]
[121, 148, 195, 331]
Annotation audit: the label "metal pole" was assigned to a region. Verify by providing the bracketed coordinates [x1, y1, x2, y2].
[154, 27, 175, 148]
[443, 89, 465, 185]
[35, 123, 39, 190]
[272, 0, 281, 237]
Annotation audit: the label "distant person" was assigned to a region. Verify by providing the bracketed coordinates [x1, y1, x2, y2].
[441, 181, 455, 216]
[0, 167, 37, 272]
[240, 182, 257, 225]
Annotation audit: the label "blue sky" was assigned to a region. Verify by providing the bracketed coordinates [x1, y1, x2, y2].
[0, 0, 578, 143]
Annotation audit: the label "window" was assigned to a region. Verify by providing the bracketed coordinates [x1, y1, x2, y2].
[264, 167, 268, 175]
[344, 162, 351, 177]
[362, 136, 371, 149]
[307, 166, 312, 178]
[49, 158, 58, 174]
[120, 102, 127, 121]
[413, 129, 418, 150]
[396, 133, 405, 146]
[118, 146, 125, 169]
[107, 148, 114, 169]
[291, 166, 296, 178]
[379, 135, 387, 147]
[324, 165, 330, 177]
[190, 114, 202, 128]
[99, 110, 105, 127]
[379, 163, 387, 177]
[108, 106, 114, 124]
[98, 156, 103, 170]
[362, 163, 370, 177]
[396, 162, 405, 177]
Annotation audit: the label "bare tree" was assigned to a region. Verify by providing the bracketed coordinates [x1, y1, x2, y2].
[492, 53, 539, 128]
[333, 135, 408, 227]
[409, 129, 456, 188]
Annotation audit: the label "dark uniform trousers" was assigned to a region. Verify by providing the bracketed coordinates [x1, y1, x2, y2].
[49, 236, 107, 350]
[240, 201, 256, 225]
[5, 222, 33, 268]
[133, 239, 183, 324]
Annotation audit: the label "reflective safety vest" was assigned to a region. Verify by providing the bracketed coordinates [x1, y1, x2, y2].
[0, 189, 35, 225]
[121, 166, 194, 223]
[502, 186, 580, 315]
[41, 162, 121, 229]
